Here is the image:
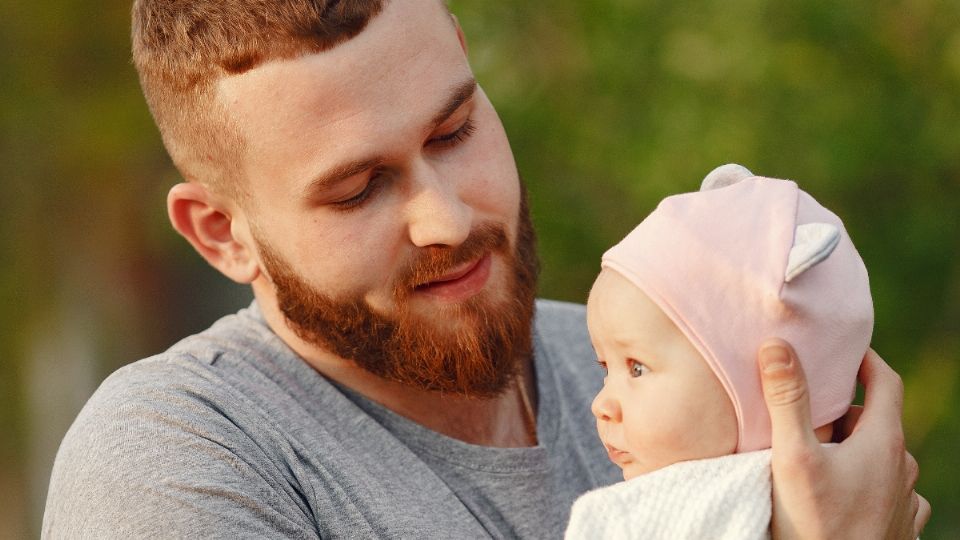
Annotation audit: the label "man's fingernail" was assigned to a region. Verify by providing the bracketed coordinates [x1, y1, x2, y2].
[761, 345, 792, 373]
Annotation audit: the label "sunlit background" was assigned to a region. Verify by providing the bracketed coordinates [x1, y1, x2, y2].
[3, 1, 958, 537]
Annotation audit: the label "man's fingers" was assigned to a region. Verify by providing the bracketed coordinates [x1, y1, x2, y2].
[903, 451, 924, 537]
[836, 349, 903, 442]
[857, 349, 905, 434]
[834, 405, 863, 441]
[905, 451, 920, 489]
[758, 339, 819, 452]
[914, 493, 931, 538]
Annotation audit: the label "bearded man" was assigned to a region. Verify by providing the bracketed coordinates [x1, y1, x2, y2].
[43, 1, 928, 538]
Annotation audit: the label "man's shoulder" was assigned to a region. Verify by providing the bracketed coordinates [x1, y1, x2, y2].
[81, 304, 275, 407]
[57, 317, 278, 463]
[50, 303, 307, 484]
[534, 298, 587, 334]
[534, 298, 590, 358]
[535, 297, 586, 316]
[73, 301, 321, 432]
[43, 305, 337, 535]
[533, 298, 598, 400]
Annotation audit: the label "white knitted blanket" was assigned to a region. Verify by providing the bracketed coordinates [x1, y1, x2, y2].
[565, 450, 772, 540]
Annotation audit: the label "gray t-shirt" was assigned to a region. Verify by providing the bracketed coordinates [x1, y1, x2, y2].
[42, 299, 620, 539]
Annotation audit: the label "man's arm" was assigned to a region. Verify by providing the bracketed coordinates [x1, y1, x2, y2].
[757, 340, 930, 539]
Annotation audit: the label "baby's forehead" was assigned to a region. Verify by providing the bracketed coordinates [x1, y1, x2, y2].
[586, 269, 667, 329]
[589, 268, 636, 297]
[588, 268, 648, 310]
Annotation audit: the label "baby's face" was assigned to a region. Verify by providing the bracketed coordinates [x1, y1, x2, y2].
[587, 269, 738, 480]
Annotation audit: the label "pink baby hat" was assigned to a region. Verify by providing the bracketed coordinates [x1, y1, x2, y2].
[601, 164, 874, 452]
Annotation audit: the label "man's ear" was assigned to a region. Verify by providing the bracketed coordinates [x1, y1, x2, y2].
[450, 13, 468, 55]
[167, 182, 260, 284]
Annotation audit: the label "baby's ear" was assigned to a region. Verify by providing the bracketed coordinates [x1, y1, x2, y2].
[700, 163, 754, 191]
[785, 223, 841, 282]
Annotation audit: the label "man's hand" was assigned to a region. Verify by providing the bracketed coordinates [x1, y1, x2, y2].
[758, 339, 931, 539]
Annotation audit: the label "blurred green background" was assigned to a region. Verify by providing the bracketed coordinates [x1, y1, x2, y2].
[2, 0, 958, 537]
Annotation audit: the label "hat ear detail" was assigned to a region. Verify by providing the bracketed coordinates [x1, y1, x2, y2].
[700, 163, 755, 191]
[785, 222, 841, 282]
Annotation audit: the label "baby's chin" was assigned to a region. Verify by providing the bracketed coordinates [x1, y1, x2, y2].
[620, 459, 671, 480]
[620, 464, 647, 481]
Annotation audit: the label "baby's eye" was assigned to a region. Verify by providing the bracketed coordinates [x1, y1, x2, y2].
[628, 359, 649, 378]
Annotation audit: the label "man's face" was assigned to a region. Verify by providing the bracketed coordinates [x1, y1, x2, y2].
[216, 0, 536, 395]
[587, 269, 738, 480]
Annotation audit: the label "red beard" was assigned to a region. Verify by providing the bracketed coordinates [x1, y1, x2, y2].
[256, 193, 539, 398]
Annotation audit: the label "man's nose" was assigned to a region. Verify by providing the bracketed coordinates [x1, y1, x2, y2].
[591, 386, 621, 423]
[404, 160, 473, 248]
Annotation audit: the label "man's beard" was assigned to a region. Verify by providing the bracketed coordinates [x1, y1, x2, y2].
[255, 193, 539, 398]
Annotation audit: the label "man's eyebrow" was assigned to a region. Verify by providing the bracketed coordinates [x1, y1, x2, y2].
[302, 157, 385, 198]
[430, 77, 478, 129]
[302, 78, 477, 198]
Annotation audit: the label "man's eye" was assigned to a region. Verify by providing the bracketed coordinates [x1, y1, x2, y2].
[331, 174, 384, 211]
[429, 118, 476, 148]
[628, 359, 648, 378]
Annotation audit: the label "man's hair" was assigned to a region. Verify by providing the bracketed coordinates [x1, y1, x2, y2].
[132, 0, 385, 199]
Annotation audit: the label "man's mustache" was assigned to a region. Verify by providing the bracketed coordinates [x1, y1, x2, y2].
[394, 222, 508, 298]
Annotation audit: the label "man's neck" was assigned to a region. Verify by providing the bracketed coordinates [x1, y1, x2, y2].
[257, 293, 539, 448]
[327, 359, 539, 448]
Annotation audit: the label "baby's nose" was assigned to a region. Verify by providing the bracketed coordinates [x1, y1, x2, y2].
[591, 387, 621, 422]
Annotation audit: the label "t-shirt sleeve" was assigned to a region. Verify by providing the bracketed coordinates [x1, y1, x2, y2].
[42, 361, 320, 539]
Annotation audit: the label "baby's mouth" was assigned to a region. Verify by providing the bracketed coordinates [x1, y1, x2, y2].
[604, 444, 632, 465]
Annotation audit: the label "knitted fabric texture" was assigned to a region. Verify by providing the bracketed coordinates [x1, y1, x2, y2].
[565, 450, 772, 540]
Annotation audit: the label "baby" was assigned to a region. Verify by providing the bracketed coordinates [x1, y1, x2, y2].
[565, 164, 874, 539]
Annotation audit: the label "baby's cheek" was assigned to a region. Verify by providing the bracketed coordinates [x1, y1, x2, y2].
[666, 422, 702, 453]
[674, 373, 738, 456]
[647, 415, 725, 470]
[624, 417, 690, 465]
[692, 384, 739, 454]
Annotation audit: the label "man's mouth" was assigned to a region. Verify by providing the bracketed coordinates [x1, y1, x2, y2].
[413, 253, 493, 300]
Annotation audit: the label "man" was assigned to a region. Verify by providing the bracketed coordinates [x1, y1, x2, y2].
[44, 0, 928, 538]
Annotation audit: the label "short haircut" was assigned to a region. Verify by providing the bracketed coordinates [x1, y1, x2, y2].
[132, 0, 385, 200]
